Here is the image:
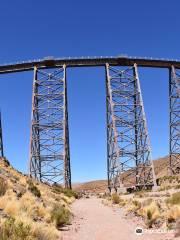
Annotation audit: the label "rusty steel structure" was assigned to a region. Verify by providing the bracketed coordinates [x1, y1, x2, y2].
[106, 63, 156, 190]
[0, 56, 179, 189]
[169, 66, 180, 174]
[29, 66, 71, 187]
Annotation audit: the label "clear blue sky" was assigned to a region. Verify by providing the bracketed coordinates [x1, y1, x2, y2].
[0, 0, 179, 182]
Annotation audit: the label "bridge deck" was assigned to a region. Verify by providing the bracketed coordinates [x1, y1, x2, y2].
[0, 56, 180, 74]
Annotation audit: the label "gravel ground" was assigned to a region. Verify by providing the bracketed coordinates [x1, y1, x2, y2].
[61, 197, 176, 240]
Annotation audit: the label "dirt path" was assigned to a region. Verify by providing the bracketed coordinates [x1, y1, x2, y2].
[61, 197, 175, 240]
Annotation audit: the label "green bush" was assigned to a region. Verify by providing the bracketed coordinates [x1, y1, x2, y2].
[111, 193, 120, 204]
[0, 178, 7, 196]
[166, 192, 180, 205]
[28, 180, 41, 198]
[0, 218, 31, 240]
[51, 204, 71, 228]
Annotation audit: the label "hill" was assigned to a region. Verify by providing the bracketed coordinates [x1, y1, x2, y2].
[73, 156, 170, 193]
[0, 157, 76, 240]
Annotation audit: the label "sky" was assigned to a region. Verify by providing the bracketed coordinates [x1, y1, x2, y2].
[0, 0, 179, 182]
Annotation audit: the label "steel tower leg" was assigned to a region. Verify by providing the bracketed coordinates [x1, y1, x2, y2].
[29, 66, 71, 187]
[106, 63, 156, 190]
[169, 66, 180, 174]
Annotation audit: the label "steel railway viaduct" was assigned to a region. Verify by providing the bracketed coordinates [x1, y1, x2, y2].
[0, 56, 179, 191]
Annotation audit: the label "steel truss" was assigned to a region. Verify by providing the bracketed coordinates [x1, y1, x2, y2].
[169, 66, 180, 174]
[29, 66, 71, 187]
[106, 63, 156, 190]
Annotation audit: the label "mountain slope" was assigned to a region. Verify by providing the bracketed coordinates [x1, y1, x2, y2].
[73, 156, 170, 193]
[0, 157, 75, 240]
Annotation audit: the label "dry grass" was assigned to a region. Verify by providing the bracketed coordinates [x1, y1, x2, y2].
[125, 197, 160, 228]
[0, 177, 7, 196]
[0, 157, 76, 240]
[142, 202, 160, 227]
[126, 199, 141, 213]
[167, 205, 180, 222]
[0, 216, 59, 240]
[111, 193, 120, 204]
[166, 192, 180, 205]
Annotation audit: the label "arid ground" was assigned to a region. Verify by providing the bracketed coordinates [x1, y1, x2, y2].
[62, 197, 175, 240]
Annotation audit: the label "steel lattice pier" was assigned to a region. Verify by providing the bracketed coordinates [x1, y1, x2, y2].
[29, 66, 71, 187]
[169, 66, 180, 174]
[106, 64, 156, 190]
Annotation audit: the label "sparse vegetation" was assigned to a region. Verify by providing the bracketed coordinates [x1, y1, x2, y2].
[51, 204, 71, 228]
[27, 180, 41, 198]
[111, 193, 120, 204]
[52, 184, 78, 199]
[137, 201, 160, 228]
[134, 190, 148, 198]
[0, 178, 7, 196]
[146, 209, 154, 228]
[0, 218, 31, 240]
[0, 157, 74, 240]
[167, 205, 180, 222]
[3, 157, 10, 167]
[166, 192, 180, 205]
[157, 186, 172, 191]
[132, 200, 141, 209]
[0, 217, 59, 240]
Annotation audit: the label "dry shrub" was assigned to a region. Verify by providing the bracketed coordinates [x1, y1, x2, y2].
[111, 193, 120, 204]
[19, 192, 37, 212]
[166, 192, 180, 205]
[28, 180, 41, 198]
[0, 218, 31, 240]
[36, 204, 47, 218]
[31, 222, 59, 240]
[51, 204, 71, 228]
[143, 202, 160, 228]
[158, 186, 172, 192]
[0, 195, 8, 209]
[52, 185, 78, 199]
[167, 205, 180, 222]
[0, 177, 7, 196]
[0, 217, 59, 240]
[134, 190, 147, 198]
[19, 192, 50, 221]
[4, 200, 20, 216]
[127, 200, 141, 213]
